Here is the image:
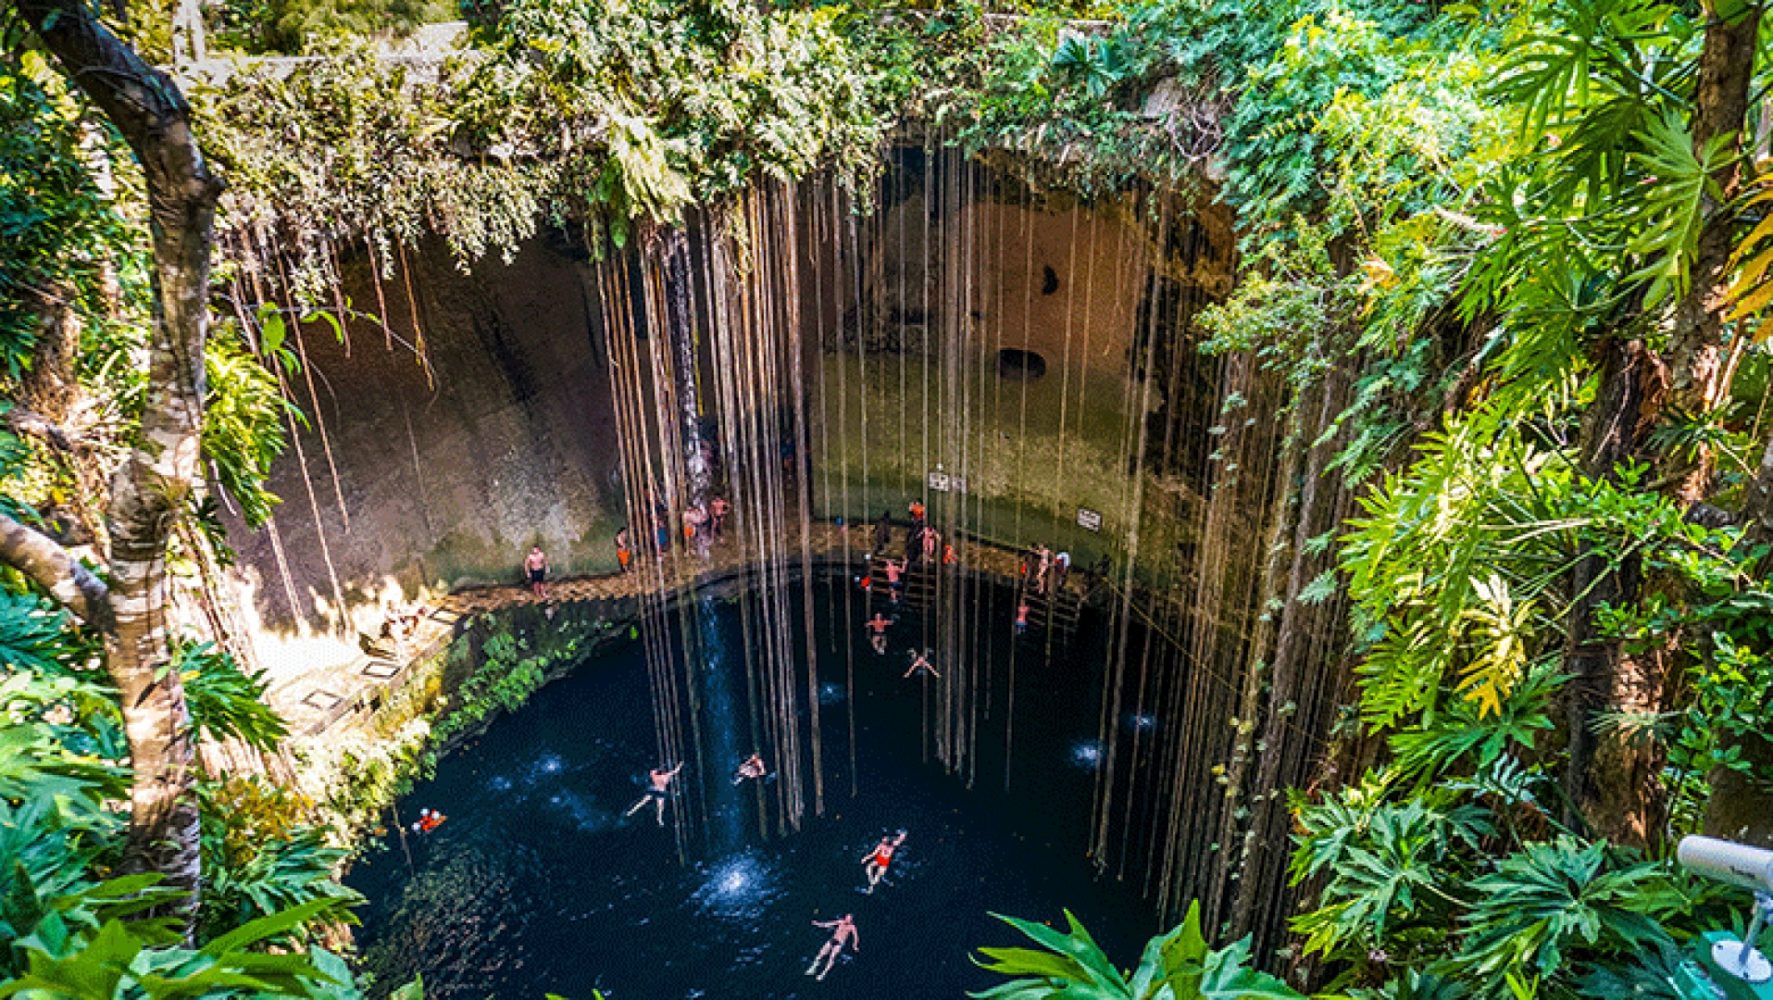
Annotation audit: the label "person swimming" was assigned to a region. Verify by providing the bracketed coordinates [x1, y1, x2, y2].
[903, 650, 938, 679]
[806, 914, 859, 980]
[861, 831, 907, 893]
[623, 762, 684, 826]
[412, 807, 447, 833]
[866, 612, 892, 655]
[732, 752, 769, 785]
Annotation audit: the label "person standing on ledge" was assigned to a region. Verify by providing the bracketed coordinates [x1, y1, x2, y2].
[710, 495, 731, 536]
[615, 528, 633, 574]
[872, 510, 893, 555]
[524, 545, 548, 598]
[806, 914, 859, 980]
[624, 762, 684, 826]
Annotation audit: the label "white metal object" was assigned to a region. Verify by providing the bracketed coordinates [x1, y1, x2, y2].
[1709, 935, 1771, 985]
[1680, 837, 1773, 895]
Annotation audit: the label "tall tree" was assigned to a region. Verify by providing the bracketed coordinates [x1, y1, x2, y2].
[1566, 0, 1762, 844]
[1, 0, 223, 934]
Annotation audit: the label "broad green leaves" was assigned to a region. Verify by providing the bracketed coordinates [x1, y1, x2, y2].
[173, 640, 289, 752]
[973, 904, 1303, 1000]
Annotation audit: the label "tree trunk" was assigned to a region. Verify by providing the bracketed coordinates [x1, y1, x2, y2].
[1703, 431, 1773, 847]
[1660, 0, 1759, 505]
[1567, 2, 1760, 845]
[18, 0, 222, 935]
[1562, 338, 1657, 840]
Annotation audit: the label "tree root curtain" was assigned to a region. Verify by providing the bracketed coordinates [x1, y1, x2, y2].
[402, 140, 1354, 955]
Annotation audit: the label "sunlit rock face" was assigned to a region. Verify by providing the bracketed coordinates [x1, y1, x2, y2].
[225, 236, 627, 653]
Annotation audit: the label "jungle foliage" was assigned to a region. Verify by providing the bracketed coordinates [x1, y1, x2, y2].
[3, 0, 1772, 996]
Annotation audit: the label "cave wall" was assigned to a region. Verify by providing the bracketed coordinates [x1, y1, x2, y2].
[227, 155, 1241, 693]
[225, 238, 626, 667]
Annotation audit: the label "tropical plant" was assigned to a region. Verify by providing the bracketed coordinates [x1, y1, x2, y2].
[972, 903, 1303, 999]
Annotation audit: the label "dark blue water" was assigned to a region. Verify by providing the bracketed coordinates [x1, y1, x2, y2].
[348, 580, 1153, 998]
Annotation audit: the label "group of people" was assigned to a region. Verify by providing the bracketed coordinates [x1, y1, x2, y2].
[663, 495, 732, 556]
[874, 501, 957, 569]
[805, 829, 909, 981]
[373, 600, 430, 651]
[410, 807, 447, 834]
[361, 599, 431, 657]
[612, 755, 904, 983]
[521, 495, 740, 599]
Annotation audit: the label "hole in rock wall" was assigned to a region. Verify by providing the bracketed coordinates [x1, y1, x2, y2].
[997, 347, 1048, 381]
[1041, 264, 1060, 295]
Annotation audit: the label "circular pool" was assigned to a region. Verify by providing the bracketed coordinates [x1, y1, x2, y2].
[348, 581, 1151, 998]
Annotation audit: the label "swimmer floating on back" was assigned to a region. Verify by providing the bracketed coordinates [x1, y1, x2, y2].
[904, 650, 938, 679]
[861, 831, 907, 893]
[624, 762, 684, 826]
[806, 914, 859, 981]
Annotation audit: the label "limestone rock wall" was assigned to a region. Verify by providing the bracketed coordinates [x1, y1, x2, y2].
[226, 237, 626, 667]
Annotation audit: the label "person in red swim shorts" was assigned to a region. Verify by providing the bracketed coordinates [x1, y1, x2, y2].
[860, 830, 907, 893]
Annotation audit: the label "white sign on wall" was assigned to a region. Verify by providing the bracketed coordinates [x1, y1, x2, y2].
[1077, 507, 1103, 532]
[927, 467, 966, 494]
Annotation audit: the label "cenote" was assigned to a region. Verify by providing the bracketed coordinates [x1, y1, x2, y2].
[348, 579, 1153, 998]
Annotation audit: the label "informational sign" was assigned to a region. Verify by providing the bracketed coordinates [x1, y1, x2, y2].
[1077, 507, 1103, 532]
[927, 468, 967, 494]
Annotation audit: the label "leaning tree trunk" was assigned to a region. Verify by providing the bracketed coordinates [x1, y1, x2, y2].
[17, 0, 223, 933]
[1568, 0, 1760, 845]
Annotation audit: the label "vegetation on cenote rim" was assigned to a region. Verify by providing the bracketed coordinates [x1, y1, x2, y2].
[1, 0, 1771, 994]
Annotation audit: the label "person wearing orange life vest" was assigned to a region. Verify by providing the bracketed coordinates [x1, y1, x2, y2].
[412, 807, 447, 833]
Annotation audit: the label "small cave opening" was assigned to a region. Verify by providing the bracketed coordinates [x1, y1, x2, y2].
[1041, 264, 1060, 295]
[997, 348, 1048, 381]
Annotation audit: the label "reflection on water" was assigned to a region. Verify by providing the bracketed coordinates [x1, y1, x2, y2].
[1070, 739, 1103, 768]
[349, 584, 1149, 999]
[691, 850, 782, 920]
